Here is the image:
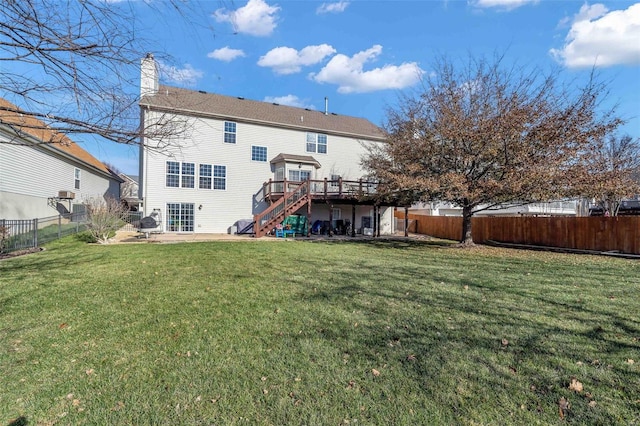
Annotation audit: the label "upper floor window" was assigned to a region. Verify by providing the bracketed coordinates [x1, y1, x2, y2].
[166, 161, 194, 188]
[224, 121, 237, 144]
[166, 161, 180, 187]
[74, 168, 81, 190]
[181, 162, 195, 188]
[306, 132, 327, 154]
[213, 165, 226, 190]
[199, 164, 212, 189]
[251, 145, 267, 162]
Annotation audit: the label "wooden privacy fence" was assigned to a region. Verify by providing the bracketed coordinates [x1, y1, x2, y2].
[395, 211, 640, 255]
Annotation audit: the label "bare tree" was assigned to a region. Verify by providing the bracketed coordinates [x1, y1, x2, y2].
[0, 0, 208, 148]
[83, 196, 128, 244]
[363, 54, 622, 245]
[584, 134, 640, 216]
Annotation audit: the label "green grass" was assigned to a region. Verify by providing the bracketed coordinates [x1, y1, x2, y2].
[1, 238, 639, 425]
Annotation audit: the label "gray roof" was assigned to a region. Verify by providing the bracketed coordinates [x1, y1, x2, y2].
[141, 85, 385, 141]
[270, 153, 321, 168]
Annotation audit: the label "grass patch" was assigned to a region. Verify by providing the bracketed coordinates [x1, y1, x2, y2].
[1, 238, 639, 425]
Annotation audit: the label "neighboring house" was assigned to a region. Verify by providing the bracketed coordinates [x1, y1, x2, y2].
[119, 173, 141, 211]
[410, 200, 582, 217]
[0, 97, 122, 220]
[138, 55, 395, 236]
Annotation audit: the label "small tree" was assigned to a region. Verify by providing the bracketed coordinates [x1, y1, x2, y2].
[363, 54, 622, 245]
[84, 197, 128, 244]
[584, 134, 640, 216]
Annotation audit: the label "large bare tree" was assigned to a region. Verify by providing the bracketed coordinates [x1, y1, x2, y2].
[363, 54, 623, 245]
[0, 0, 207, 147]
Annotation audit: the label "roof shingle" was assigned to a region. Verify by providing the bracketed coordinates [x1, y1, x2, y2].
[141, 85, 386, 141]
[0, 97, 113, 175]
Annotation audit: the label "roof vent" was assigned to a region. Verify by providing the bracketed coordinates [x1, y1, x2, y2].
[198, 90, 207, 94]
[331, 112, 338, 116]
[237, 96, 245, 100]
[272, 102, 279, 106]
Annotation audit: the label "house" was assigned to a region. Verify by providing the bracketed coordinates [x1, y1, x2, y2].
[410, 200, 582, 217]
[119, 173, 142, 211]
[138, 55, 395, 236]
[0, 97, 122, 220]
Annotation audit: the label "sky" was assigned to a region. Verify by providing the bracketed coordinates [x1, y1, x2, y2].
[89, 0, 640, 175]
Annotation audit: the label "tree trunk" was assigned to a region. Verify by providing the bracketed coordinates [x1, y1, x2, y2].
[461, 204, 474, 246]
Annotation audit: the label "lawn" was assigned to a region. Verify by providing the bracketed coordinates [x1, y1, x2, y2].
[1, 237, 638, 425]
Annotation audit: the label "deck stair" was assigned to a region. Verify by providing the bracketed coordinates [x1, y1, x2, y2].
[253, 182, 310, 237]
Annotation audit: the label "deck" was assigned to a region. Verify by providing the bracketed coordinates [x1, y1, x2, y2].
[260, 178, 379, 204]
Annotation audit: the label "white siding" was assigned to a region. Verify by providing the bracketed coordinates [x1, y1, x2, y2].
[142, 112, 390, 233]
[0, 130, 120, 220]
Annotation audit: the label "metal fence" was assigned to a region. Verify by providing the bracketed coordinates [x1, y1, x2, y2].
[0, 212, 88, 253]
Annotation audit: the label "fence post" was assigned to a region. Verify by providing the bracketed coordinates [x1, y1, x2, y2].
[58, 215, 62, 239]
[33, 218, 38, 248]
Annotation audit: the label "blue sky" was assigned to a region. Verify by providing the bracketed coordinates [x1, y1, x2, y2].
[93, 0, 640, 175]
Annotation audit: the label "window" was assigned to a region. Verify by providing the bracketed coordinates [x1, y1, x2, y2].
[199, 164, 212, 189]
[166, 161, 194, 188]
[224, 121, 236, 144]
[213, 165, 226, 190]
[306, 132, 327, 154]
[166, 161, 180, 187]
[251, 145, 267, 162]
[181, 162, 195, 188]
[332, 208, 342, 220]
[74, 168, 81, 190]
[289, 170, 310, 181]
[318, 134, 327, 154]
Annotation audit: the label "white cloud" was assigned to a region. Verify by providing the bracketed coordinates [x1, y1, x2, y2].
[310, 45, 424, 94]
[258, 44, 336, 75]
[207, 46, 246, 62]
[158, 62, 204, 87]
[470, 0, 538, 11]
[213, 0, 280, 37]
[550, 3, 640, 68]
[263, 95, 315, 109]
[317, 1, 350, 14]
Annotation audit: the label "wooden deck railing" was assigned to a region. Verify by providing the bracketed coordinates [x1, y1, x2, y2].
[261, 178, 378, 201]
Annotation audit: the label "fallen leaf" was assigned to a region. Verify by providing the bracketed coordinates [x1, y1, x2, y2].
[111, 401, 125, 411]
[372, 368, 380, 377]
[626, 359, 635, 364]
[59, 323, 68, 329]
[588, 400, 597, 408]
[347, 380, 356, 389]
[501, 338, 509, 346]
[72, 399, 80, 407]
[262, 389, 268, 395]
[568, 378, 583, 393]
[406, 354, 417, 362]
[558, 397, 570, 419]
[85, 368, 94, 375]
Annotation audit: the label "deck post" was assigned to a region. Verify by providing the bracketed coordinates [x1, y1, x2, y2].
[338, 177, 343, 196]
[377, 205, 381, 237]
[324, 178, 328, 197]
[328, 204, 333, 237]
[351, 204, 356, 237]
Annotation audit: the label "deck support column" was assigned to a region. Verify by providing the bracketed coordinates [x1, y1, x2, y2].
[351, 204, 356, 237]
[328, 204, 333, 237]
[377, 206, 381, 237]
[372, 205, 377, 237]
